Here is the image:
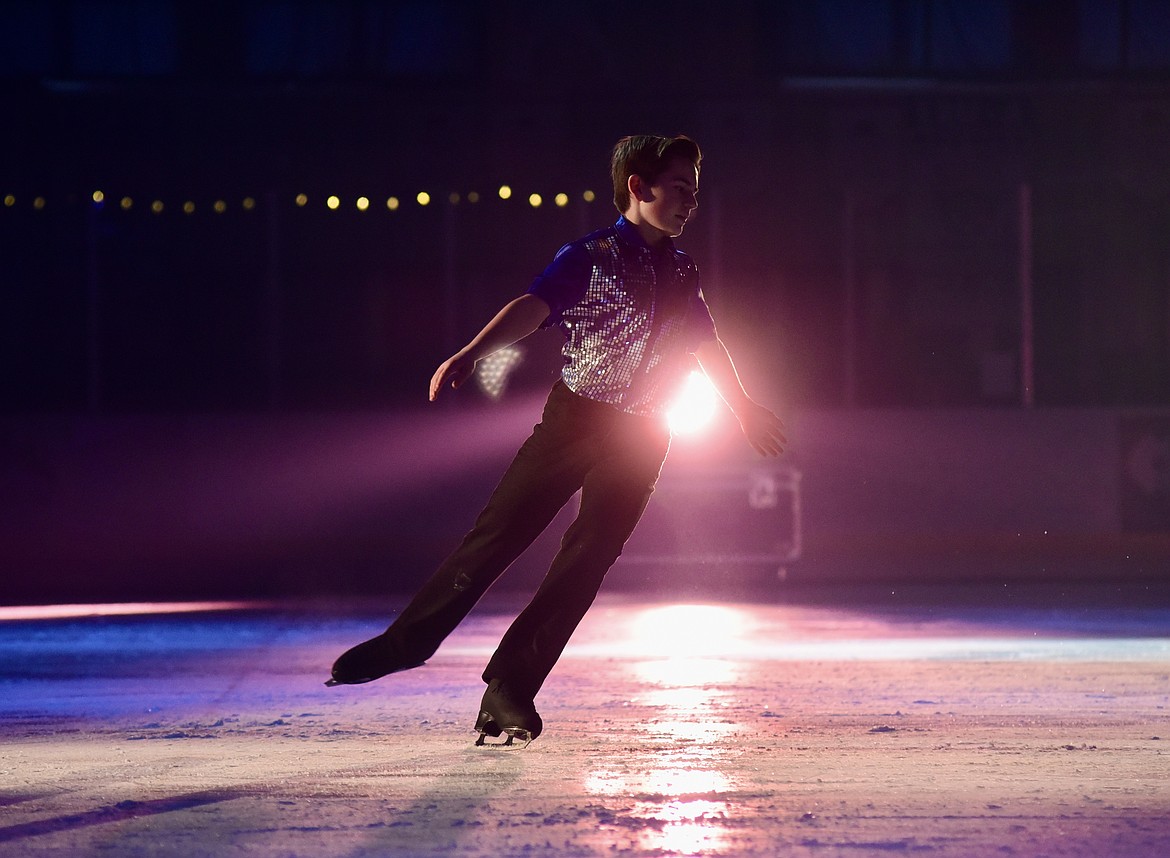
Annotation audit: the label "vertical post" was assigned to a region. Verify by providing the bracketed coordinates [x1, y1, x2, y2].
[443, 196, 459, 359]
[842, 190, 858, 408]
[85, 204, 102, 412]
[263, 190, 283, 409]
[1019, 181, 1035, 408]
[707, 190, 722, 302]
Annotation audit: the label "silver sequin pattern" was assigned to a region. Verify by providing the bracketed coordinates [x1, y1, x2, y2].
[557, 229, 710, 417]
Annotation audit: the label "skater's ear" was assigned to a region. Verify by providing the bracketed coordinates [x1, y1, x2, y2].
[628, 173, 652, 205]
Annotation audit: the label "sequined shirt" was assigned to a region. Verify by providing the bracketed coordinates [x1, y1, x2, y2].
[527, 216, 717, 418]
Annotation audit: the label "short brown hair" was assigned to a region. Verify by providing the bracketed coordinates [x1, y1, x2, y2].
[610, 135, 701, 214]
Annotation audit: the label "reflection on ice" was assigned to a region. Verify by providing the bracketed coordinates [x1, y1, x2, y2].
[631, 656, 739, 689]
[583, 606, 750, 855]
[626, 604, 756, 659]
[640, 797, 730, 856]
[585, 760, 734, 855]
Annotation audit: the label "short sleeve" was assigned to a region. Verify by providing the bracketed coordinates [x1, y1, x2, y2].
[526, 243, 592, 326]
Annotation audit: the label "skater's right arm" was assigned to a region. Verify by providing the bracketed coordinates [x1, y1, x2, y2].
[429, 294, 551, 401]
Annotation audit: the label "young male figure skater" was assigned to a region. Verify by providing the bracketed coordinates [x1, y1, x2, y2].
[328, 135, 786, 746]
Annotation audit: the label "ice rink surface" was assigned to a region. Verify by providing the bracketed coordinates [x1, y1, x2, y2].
[2, 584, 1169, 857]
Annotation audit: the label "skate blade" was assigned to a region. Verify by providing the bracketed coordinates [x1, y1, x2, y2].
[474, 728, 534, 749]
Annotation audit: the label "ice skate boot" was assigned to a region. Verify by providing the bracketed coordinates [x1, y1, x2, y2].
[474, 678, 542, 748]
[325, 632, 425, 686]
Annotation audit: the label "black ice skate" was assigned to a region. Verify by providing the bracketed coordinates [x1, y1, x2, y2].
[474, 678, 543, 748]
[325, 633, 425, 687]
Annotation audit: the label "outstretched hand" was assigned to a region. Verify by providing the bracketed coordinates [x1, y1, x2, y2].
[429, 352, 477, 401]
[735, 400, 787, 457]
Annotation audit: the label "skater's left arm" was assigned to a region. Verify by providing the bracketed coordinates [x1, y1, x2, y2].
[694, 337, 787, 457]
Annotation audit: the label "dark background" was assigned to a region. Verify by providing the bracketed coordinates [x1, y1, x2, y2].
[4, 0, 1170, 414]
[3, 1, 1170, 602]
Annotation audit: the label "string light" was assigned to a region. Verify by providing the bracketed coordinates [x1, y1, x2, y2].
[7, 184, 601, 217]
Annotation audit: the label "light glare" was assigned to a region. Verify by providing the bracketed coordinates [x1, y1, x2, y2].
[666, 371, 718, 435]
[498, 185, 512, 200]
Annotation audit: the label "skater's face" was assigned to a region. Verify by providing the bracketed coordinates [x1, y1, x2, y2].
[629, 157, 699, 245]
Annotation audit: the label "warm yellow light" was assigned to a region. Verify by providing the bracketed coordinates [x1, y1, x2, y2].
[33, 196, 46, 210]
[213, 200, 227, 213]
[554, 193, 569, 207]
[92, 190, 105, 204]
[151, 200, 164, 214]
[448, 192, 460, 205]
[3, 194, 14, 207]
[355, 196, 370, 211]
[583, 189, 596, 202]
[416, 191, 431, 206]
[183, 201, 195, 214]
[498, 184, 512, 200]
[295, 193, 308, 207]
[120, 197, 133, 210]
[242, 197, 256, 210]
[326, 195, 340, 210]
[386, 196, 400, 211]
[467, 191, 480, 203]
[528, 193, 542, 208]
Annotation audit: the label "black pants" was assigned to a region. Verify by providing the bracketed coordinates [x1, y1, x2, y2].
[381, 380, 670, 698]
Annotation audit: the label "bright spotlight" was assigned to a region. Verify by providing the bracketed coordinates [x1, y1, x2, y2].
[666, 370, 718, 435]
[528, 193, 542, 208]
[498, 185, 512, 200]
[555, 193, 569, 207]
[356, 196, 370, 211]
[416, 191, 431, 206]
[326, 195, 340, 210]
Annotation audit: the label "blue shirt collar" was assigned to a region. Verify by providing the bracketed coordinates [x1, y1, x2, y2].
[615, 215, 676, 255]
